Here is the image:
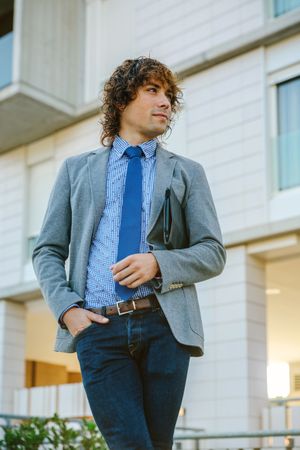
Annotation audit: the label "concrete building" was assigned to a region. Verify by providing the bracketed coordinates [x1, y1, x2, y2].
[0, 0, 300, 448]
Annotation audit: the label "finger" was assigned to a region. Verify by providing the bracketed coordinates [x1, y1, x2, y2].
[118, 272, 142, 287]
[113, 265, 136, 282]
[111, 258, 129, 274]
[111, 255, 137, 274]
[87, 312, 109, 323]
[126, 278, 144, 288]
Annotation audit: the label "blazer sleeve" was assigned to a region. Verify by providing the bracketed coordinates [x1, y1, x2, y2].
[149, 162, 226, 294]
[32, 159, 84, 326]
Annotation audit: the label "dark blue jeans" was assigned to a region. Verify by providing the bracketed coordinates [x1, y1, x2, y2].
[75, 305, 190, 450]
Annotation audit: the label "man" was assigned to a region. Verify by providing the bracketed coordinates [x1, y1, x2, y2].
[32, 56, 226, 450]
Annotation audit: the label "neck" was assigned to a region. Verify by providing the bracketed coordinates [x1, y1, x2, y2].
[118, 131, 157, 146]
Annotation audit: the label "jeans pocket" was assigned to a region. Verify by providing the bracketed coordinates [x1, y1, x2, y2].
[73, 322, 96, 341]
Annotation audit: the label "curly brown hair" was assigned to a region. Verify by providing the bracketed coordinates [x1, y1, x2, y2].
[99, 56, 184, 147]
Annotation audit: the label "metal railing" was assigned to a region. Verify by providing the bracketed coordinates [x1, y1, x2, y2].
[1, 413, 300, 449]
[0, 412, 88, 428]
[173, 428, 300, 450]
[270, 396, 300, 406]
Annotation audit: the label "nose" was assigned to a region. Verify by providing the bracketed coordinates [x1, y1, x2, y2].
[157, 92, 171, 109]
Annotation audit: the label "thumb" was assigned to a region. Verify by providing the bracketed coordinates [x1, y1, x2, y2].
[88, 312, 110, 323]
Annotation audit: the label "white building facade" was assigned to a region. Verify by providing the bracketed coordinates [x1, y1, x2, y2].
[0, 0, 300, 448]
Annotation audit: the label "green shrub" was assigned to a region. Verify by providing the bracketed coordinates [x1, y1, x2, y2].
[0, 412, 108, 449]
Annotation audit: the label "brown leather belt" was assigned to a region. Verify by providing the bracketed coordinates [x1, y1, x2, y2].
[88, 294, 160, 317]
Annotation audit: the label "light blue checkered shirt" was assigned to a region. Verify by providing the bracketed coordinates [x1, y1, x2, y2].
[83, 134, 158, 308]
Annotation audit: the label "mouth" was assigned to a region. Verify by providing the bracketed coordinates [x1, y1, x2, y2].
[153, 113, 168, 120]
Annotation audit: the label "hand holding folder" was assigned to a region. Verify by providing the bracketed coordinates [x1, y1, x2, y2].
[163, 188, 172, 244]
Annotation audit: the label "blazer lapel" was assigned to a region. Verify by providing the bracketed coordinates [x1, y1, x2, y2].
[146, 143, 177, 240]
[87, 143, 177, 241]
[87, 146, 110, 237]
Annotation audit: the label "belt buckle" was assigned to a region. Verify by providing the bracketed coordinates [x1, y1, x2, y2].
[116, 299, 137, 315]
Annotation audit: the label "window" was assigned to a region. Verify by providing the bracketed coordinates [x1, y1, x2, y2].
[0, 0, 13, 89]
[276, 76, 300, 190]
[272, 0, 300, 17]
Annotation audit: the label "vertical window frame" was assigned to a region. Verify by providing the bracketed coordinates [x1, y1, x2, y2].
[268, 64, 300, 196]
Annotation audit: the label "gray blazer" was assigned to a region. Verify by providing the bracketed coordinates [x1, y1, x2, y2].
[32, 143, 226, 357]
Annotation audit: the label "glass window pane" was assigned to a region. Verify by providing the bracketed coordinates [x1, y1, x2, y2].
[0, 1, 14, 89]
[0, 31, 13, 88]
[273, 0, 300, 17]
[276, 77, 300, 190]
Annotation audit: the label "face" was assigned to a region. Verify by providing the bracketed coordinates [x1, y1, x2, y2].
[118, 78, 172, 144]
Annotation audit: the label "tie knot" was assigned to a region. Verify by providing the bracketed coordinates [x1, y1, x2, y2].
[125, 146, 143, 159]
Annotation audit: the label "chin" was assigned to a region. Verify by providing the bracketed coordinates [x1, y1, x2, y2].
[150, 131, 164, 139]
[152, 125, 167, 135]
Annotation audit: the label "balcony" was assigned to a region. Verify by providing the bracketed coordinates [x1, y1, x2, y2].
[14, 383, 92, 419]
[0, 0, 87, 154]
[12, 386, 300, 449]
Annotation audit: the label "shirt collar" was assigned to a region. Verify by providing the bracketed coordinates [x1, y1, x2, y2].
[111, 134, 158, 160]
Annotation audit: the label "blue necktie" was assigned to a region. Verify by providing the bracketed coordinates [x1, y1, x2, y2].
[115, 146, 143, 300]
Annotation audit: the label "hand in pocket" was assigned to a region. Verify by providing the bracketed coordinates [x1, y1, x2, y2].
[62, 307, 110, 337]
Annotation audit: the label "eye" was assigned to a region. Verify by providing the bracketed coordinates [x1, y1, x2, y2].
[147, 86, 172, 102]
